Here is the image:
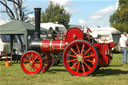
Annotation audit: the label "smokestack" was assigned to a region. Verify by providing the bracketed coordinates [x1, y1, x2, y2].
[34, 8, 41, 40]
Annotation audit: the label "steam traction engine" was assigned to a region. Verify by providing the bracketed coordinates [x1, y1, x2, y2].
[20, 8, 115, 76]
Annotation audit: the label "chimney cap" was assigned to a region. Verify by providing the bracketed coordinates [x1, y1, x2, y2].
[34, 8, 41, 10]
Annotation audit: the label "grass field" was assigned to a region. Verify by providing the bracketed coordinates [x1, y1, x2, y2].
[0, 53, 128, 85]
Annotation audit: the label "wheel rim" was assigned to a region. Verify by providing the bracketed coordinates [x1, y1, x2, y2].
[41, 54, 51, 72]
[63, 40, 98, 76]
[21, 51, 43, 74]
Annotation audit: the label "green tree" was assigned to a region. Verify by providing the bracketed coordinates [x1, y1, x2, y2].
[41, 1, 70, 29]
[109, 0, 128, 32]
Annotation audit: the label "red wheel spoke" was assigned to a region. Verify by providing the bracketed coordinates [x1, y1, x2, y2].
[70, 48, 77, 55]
[84, 62, 91, 70]
[67, 54, 77, 58]
[32, 66, 36, 71]
[76, 44, 80, 54]
[83, 48, 91, 56]
[33, 64, 39, 70]
[83, 54, 95, 59]
[24, 63, 30, 65]
[30, 54, 34, 60]
[45, 55, 48, 58]
[66, 59, 77, 63]
[82, 63, 85, 73]
[44, 62, 48, 64]
[26, 65, 31, 70]
[44, 59, 49, 61]
[32, 54, 37, 61]
[76, 62, 80, 73]
[45, 61, 50, 64]
[24, 58, 29, 62]
[30, 66, 32, 72]
[70, 62, 78, 69]
[81, 44, 85, 55]
[34, 61, 40, 63]
[32, 56, 38, 62]
[34, 64, 40, 68]
[43, 64, 46, 68]
[44, 60, 49, 64]
[85, 59, 95, 63]
[26, 54, 31, 61]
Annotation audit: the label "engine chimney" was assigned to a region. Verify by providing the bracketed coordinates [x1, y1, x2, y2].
[34, 8, 41, 40]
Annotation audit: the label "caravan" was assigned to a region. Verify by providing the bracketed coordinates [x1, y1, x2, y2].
[85, 27, 121, 43]
[40, 22, 67, 33]
[84, 27, 121, 51]
[40, 23, 67, 39]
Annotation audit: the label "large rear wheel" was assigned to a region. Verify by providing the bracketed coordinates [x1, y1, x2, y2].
[63, 40, 99, 76]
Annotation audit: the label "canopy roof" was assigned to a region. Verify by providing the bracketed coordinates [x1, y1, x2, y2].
[0, 20, 47, 34]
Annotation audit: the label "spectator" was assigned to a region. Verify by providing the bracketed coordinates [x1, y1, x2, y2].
[119, 32, 128, 64]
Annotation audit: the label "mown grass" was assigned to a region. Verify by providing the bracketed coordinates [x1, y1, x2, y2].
[0, 53, 128, 85]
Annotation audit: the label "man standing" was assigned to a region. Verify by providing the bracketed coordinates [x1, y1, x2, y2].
[119, 32, 128, 64]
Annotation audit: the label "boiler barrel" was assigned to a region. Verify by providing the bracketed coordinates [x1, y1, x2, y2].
[29, 40, 66, 53]
[41, 40, 66, 53]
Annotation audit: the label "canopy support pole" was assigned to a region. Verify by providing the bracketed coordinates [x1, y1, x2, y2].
[10, 35, 14, 62]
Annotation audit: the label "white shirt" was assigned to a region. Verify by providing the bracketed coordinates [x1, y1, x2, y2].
[119, 34, 127, 48]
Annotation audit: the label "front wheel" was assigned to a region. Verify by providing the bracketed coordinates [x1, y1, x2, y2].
[63, 40, 99, 76]
[20, 51, 43, 74]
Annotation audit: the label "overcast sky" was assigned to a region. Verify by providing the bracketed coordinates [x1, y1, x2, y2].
[0, 0, 118, 27]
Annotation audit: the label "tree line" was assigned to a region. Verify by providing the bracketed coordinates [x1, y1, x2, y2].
[1, 0, 128, 31]
[110, 0, 128, 32]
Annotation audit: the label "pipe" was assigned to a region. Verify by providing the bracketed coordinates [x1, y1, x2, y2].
[34, 8, 41, 40]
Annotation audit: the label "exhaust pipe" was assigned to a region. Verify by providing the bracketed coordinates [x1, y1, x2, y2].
[28, 8, 42, 52]
[34, 8, 41, 40]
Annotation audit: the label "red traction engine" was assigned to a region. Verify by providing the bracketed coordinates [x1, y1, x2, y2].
[20, 8, 115, 76]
